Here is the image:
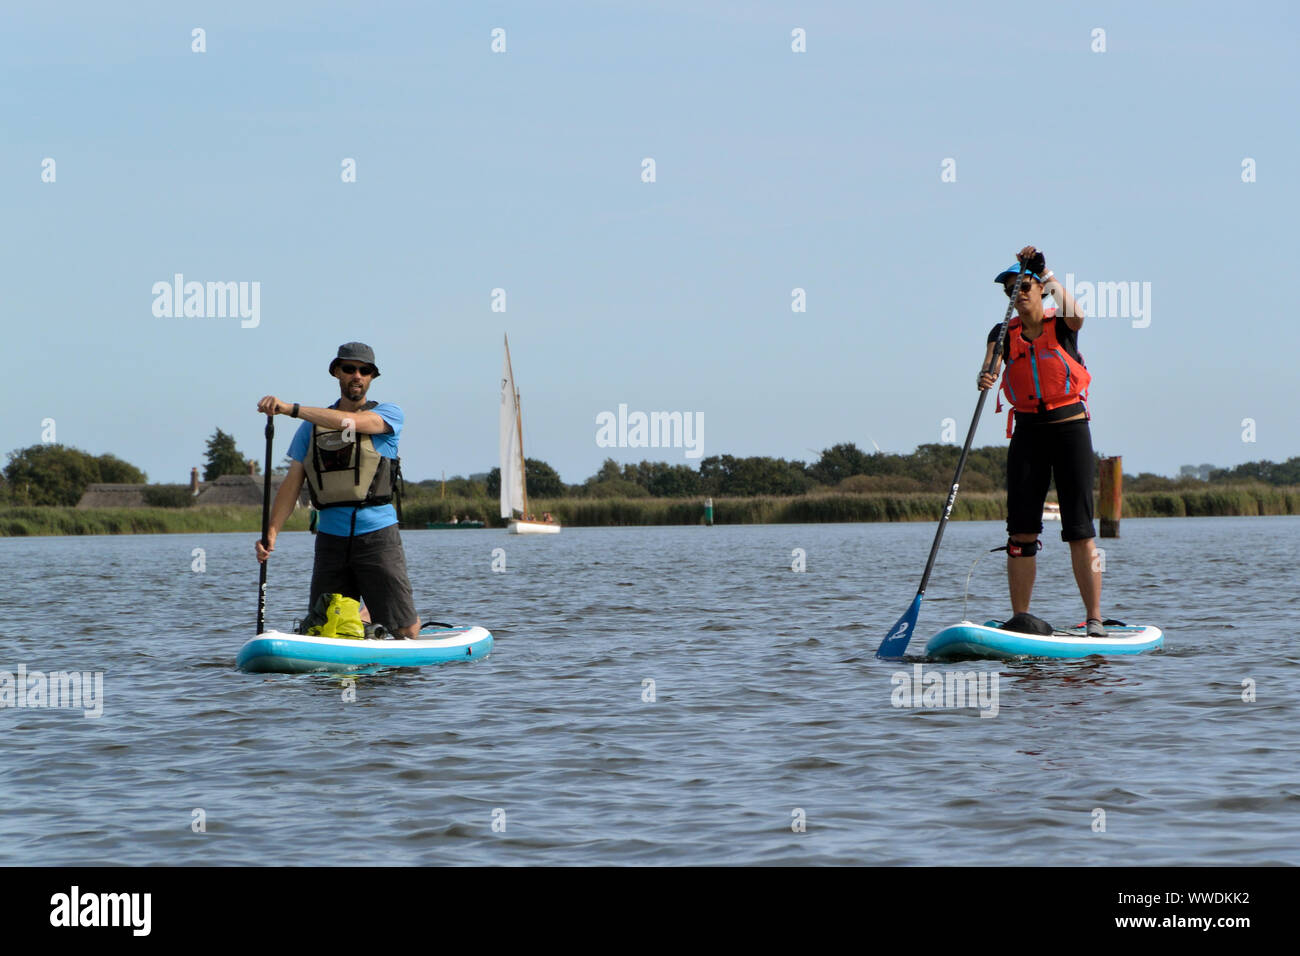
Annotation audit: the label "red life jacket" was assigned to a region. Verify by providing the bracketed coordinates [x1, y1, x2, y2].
[996, 309, 1091, 436]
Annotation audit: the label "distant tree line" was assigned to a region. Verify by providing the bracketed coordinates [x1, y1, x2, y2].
[1123, 457, 1300, 491]
[1206, 458, 1300, 485]
[431, 448, 1300, 499]
[433, 443, 1014, 498]
[8, 433, 1300, 507]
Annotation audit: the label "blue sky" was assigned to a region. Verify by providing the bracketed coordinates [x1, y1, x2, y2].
[6, 1, 1297, 485]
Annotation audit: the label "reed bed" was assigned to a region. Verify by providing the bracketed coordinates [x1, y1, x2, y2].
[1123, 485, 1299, 518]
[403, 492, 1008, 527]
[0, 507, 312, 537]
[4, 484, 1296, 536]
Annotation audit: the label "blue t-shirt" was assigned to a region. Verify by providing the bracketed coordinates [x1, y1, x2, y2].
[289, 401, 404, 536]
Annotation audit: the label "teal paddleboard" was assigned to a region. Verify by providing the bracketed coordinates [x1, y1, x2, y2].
[237, 625, 493, 674]
[926, 620, 1163, 661]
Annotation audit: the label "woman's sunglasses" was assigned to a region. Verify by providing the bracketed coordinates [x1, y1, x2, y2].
[1003, 279, 1039, 298]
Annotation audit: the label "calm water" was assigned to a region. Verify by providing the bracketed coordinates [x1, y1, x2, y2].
[1, 517, 1297, 865]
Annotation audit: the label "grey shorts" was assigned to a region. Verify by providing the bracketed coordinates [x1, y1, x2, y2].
[309, 523, 418, 630]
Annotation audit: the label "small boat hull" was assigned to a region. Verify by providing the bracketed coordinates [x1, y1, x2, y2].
[507, 520, 561, 534]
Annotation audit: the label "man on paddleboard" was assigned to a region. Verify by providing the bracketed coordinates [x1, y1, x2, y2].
[254, 342, 422, 638]
[977, 247, 1107, 637]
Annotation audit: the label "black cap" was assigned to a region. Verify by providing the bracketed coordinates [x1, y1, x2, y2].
[329, 342, 380, 378]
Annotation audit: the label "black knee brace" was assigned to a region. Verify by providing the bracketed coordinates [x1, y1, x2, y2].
[999, 538, 1042, 558]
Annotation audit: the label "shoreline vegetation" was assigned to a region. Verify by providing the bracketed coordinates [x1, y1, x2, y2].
[3, 485, 1298, 536]
[0, 507, 314, 537]
[9, 440, 1300, 536]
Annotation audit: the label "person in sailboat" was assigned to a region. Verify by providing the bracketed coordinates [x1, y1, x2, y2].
[977, 247, 1107, 637]
[253, 342, 422, 638]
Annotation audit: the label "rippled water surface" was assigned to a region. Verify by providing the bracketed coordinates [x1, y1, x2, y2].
[2, 517, 1297, 865]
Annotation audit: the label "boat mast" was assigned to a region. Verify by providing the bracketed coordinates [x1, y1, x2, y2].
[503, 334, 527, 520]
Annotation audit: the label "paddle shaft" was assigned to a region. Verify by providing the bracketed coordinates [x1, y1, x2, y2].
[875, 269, 1032, 658]
[256, 414, 274, 635]
[912, 270, 1027, 598]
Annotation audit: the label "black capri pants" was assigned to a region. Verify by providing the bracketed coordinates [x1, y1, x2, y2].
[1006, 417, 1097, 542]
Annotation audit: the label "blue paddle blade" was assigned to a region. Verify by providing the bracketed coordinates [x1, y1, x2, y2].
[876, 593, 922, 659]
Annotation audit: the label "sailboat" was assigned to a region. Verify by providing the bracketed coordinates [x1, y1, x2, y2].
[500, 335, 561, 535]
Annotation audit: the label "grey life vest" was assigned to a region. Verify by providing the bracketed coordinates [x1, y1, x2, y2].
[303, 401, 399, 511]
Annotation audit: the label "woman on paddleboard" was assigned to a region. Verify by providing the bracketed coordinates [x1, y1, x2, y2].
[977, 247, 1107, 637]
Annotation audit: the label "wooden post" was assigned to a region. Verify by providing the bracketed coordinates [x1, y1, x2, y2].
[1099, 456, 1122, 538]
[704, 497, 714, 526]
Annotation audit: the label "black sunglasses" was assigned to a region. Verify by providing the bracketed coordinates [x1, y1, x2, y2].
[338, 363, 376, 376]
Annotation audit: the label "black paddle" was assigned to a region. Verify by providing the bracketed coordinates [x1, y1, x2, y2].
[256, 413, 274, 635]
[875, 266, 1033, 658]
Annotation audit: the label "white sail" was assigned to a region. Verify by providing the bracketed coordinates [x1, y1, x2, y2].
[499, 337, 526, 519]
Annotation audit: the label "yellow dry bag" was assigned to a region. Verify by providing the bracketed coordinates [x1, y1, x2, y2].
[305, 593, 365, 639]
